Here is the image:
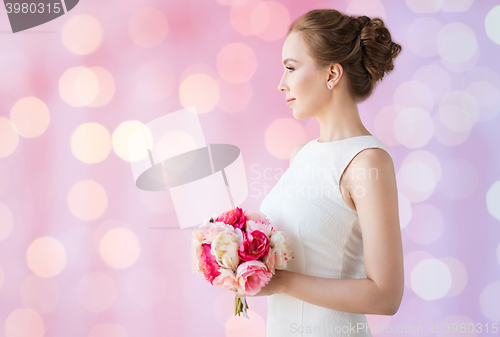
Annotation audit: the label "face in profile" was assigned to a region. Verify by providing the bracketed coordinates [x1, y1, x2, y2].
[278, 32, 333, 119]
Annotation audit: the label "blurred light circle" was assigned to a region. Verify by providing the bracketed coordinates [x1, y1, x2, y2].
[441, 0, 473, 12]
[217, 79, 253, 113]
[406, 17, 442, 58]
[99, 227, 141, 269]
[59, 66, 99, 107]
[497, 242, 500, 267]
[71, 122, 112, 164]
[346, 0, 386, 20]
[230, 0, 264, 36]
[437, 23, 477, 64]
[411, 258, 451, 300]
[439, 158, 478, 200]
[465, 81, 499, 108]
[20, 275, 60, 313]
[179, 73, 219, 114]
[135, 59, 176, 101]
[405, 0, 443, 13]
[437, 91, 479, 133]
[26, 237, 67, 278]
[398, 192, 412, 230]
[129, 7, 169, 48]
[374, 105, 399, 146]
[486, 180, 500, 221]
[67, 180, 108, 221]
[0, 117, 19, 158]
[0, 162, 8, 196]
[440, 257, 468, 298]
[404, 250, 434, 290]
[254, 1, 291, 41]
[485, 5, 500, 45]
[4, 308, 45, 337]
[479, 281, 500, 322]
[125, 265, 167, 307]
[393, 81, 434, 113]
[0, 201, 14, 241]
[87, 67, 115, 107]
[77, 272, 117, 312]
[249, 1, 270, 35]
[62, 14, 103, 55]
[225, 309, 266, 336]
[412, 64, 451, 104]
[265, 119, 307, 160]
[462, 66, 500, 121]
[216, 43, 258, 83]
[397, 150, 441, 203]
[432, 112, 471, 146]
[10, 97, 50, 138]
[404, 204, 443, 245]
[89, 324, 129, 337]
[112, 121, 152, 162]
[401, 161, 435, 192]
[394, 107, 434, 148]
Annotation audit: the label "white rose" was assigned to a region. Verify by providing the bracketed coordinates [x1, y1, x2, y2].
[210, 231, 241, 270]
[270, 231, 293, 270]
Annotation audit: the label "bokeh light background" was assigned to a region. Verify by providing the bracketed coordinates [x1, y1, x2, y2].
[0, 0, 500, 336]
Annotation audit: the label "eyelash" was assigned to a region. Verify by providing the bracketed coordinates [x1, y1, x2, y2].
[286, 66, 294, 72]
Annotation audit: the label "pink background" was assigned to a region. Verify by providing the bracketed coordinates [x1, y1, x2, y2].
[1, 0, 500, 336]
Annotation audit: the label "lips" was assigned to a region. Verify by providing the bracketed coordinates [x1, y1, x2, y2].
[287, 98, 296, 103]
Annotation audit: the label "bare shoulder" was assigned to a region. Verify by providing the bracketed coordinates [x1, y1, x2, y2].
[347, 147, 394, 178]
[289, 140, 310, 166]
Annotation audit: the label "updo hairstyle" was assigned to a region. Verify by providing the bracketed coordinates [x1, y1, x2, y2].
[289, 9, 402, 101]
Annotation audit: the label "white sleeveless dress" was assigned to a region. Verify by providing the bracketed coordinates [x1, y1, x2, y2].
[260, 135, 392, 337]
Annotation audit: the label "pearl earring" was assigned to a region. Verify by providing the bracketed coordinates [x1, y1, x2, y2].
[327, 84, 332, 89]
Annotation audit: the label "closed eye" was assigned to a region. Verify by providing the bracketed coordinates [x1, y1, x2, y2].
[286, 66, 294, 72]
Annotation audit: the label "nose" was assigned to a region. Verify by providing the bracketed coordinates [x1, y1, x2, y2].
[277, 74, 287, 92]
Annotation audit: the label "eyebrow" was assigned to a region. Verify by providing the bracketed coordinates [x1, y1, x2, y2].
[283, 58, 299, 65]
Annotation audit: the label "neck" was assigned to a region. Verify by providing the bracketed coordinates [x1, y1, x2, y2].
[315, 94, 370, 142]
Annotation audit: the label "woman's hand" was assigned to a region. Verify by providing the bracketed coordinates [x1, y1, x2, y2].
[234, 269, 288, 297]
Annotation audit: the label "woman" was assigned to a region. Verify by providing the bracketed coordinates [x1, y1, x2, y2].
[234, 9, 404, 336]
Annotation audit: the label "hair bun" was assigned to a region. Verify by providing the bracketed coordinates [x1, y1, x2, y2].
[357, 16, 402, 84]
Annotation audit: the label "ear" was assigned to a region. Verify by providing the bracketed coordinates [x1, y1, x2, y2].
[327, 63, 343, 88]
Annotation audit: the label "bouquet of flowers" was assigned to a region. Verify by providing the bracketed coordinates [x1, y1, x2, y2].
[191, 207, 293, 319]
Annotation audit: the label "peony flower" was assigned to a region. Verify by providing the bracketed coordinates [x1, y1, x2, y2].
[200, 243, 220, 284]
[269, 231, 293, 269]
[246, 219, 272, 237]
[210, 230, 241, 270]
[216, 207, 247, 230]
[244, 210, 269, 222]
[236, 260, 273, 296]
[213, 267, 238, 291]
[263, 246, 277, 274]
[239, 230, 270, 262]
[200, 222, 235, 243]
[191, 234, 204, 274]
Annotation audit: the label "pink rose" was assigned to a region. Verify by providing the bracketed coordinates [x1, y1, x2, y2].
[236, 260, 273, 296]
[238, 230, 270, 262]
[216, 207, 247, 230]
[244, 210, 269, 222]
[213, 268, 238, 291]
[201, 243, 220, 284]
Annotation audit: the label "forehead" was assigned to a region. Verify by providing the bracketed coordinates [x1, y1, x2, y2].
[282, 32, 307, 63]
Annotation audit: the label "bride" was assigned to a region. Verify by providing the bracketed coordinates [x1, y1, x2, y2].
[235, 8, 404, 337]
